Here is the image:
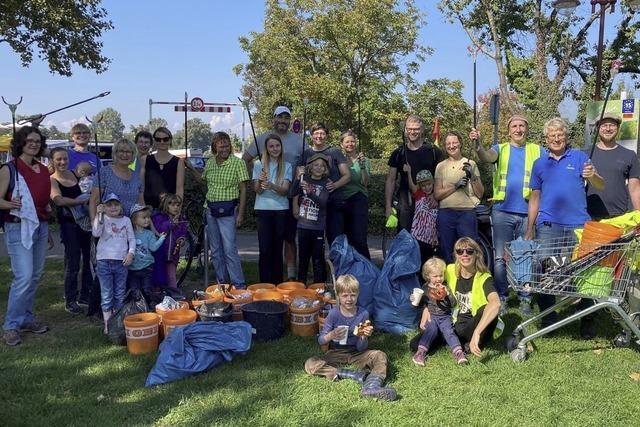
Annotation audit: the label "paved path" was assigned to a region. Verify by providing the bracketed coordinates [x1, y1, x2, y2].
[0, 230, 385, 263]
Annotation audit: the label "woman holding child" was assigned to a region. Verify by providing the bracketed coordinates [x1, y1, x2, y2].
[410, 237, 501, 361]
[50, 147, 93, 315]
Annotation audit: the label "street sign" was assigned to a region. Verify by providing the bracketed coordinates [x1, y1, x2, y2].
[174, 105, 231, 113]
[190, 97, 204, 110]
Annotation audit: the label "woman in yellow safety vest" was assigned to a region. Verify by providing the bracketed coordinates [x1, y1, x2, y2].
[410, 237, 502, 357]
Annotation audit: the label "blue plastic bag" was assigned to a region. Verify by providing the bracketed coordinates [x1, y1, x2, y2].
[507, 237, 539, 286]
[372, 230, 421, 334]
[329, 234, 380, 314]
[145, 321, 252, 387]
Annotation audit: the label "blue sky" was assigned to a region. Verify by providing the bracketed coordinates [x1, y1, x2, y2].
[0, 1, 623, 135]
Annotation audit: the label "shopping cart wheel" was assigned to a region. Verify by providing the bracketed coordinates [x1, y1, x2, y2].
[613, 332, 631, 348]
[505, 334, 520, 352]
[510, 348, 527, 363]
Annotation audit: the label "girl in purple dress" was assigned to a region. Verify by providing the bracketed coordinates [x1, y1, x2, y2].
[152, 194, 187, 288]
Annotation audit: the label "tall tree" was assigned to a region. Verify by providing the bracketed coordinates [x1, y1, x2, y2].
[127, 117, 169, 139]
[0, 0, 113, 76]
[174, 118, 213, 152]
[235, 0, 427, 157]
[93, 108, 125, 141]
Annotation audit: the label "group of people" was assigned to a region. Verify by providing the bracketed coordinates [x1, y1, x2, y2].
[2, 106, 639, 367]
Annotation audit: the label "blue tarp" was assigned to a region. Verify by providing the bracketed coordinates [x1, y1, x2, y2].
[372, 230, 421, 334]
[329, 234, 380, 314]
[145, 321, 252, 387]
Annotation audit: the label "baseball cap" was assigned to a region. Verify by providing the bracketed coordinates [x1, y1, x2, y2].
[596, 112, 622, 126]
[273, 106, 292, 117]
[130, 203, 151, 216]
[507, 114, 529, 127]
[102, 193, 120, 203]
[307, 152, 330, 166]
[416, 170, 433, 182]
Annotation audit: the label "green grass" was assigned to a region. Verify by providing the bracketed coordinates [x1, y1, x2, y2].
[1, 259, 639, 426]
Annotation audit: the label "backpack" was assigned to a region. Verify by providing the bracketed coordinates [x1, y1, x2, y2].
[0, 160, 18, 230]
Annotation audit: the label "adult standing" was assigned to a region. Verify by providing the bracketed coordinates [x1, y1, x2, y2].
[339, 130, 371, 258]
[243, 105, 303, 280]
[410, 237, 501, 357]
[472, 114, 544, 313]
[586, 112, 640, 220]
[385, 114, 444, 232]
[130, 130, 153, 173]
[1, 126, 52, 346]
[68, 123, 99, 174]
[296, 123, 351, 247]
[141, 127, 185, 210]
[89, 139, 144, 220]
[253, 133, 292, 284]
[49, 147, 92, 315]
[525, 117, 604, 330]
[205, 132, 249, 288]
[433, 132, 483, 264]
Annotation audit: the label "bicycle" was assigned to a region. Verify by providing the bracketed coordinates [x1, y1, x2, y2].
[175, 199, 206, 287]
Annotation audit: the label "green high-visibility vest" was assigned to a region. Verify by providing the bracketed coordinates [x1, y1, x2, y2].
[492, 142, 542, 201]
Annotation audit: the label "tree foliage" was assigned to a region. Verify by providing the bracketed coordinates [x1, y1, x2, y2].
[127, 118, 169, 139]
[174, 118, 213, 152]
[93, 108, 124, 141]
[235, 0, 428, 157]
[0, 0, 113, 76]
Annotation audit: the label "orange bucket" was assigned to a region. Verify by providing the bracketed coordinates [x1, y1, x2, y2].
[162, 309, 197, 337]
[205, 285, 226, 301]
[224, 289, 254, 321]
[308, 283, 325, 294]
[289, 303, 321, 337]
[124, 313, 160, 355]
[248, 283, 276, 292]
[577, 221, 624, 267]
[289, 289, 321, 301]
[252, 291, 284, 302]
[277, 281, 305, 302]
[155, 301, 189, 317]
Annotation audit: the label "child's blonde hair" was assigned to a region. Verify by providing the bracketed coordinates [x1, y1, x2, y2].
[421, 257, 446, 281]
[335, 274, 359, 295]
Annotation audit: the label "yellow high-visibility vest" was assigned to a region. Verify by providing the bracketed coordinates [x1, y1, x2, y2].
[492, 142, 541, 201]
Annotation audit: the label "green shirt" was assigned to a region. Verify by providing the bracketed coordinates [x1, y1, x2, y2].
[341, 158, 370, 199]
[203, 155, 249, 201]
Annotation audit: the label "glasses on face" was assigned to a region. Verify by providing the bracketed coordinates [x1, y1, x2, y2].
[154, 136, 171, 142]
[117, 150, 133, 155]
[600, 123, 618, 130]
[74, 131, 90, 136]
[25, 138, 42, 144]
[455, 248, 476, 256]
[406, 127, 422, 133]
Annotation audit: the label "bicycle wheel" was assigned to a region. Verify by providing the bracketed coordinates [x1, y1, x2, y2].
[478, 230, 494, 274]
[175, 231, 196, 287]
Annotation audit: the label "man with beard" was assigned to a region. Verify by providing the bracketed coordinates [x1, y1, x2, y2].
[243, 105, 304, 280]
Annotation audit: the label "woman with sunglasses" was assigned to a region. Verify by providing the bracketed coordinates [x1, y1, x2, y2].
[1, 126, 53, 346]
[141, 127, 185, 210]
[410, 237, 501, 357]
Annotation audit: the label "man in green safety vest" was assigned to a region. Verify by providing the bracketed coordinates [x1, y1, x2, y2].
[470, 115, 545, 316]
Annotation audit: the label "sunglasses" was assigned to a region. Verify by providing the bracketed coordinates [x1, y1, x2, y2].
[455, 248, 476, 256]
[154, 136, 171, 142]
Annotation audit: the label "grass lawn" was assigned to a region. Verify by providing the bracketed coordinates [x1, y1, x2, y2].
[1, 259, 639, 426]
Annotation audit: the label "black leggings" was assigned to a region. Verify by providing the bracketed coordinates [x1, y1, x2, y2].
[409, 306, 498, 353]
[297, 228, 326, 283]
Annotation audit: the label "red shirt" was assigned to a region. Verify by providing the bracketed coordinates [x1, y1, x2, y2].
[7, 158, 52, 221]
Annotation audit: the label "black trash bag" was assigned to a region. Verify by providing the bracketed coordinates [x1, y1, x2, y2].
[107, 290, 150, 345]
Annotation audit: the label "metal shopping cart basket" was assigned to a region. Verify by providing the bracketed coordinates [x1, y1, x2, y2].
[504, 227, 640, 362]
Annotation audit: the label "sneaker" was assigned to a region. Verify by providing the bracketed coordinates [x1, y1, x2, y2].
[412, 348, 427, 366]
[519, 300, 533, 317]
[20, 321, 49, 334]
[453, 348, 468, 365]
[65, 301, 84, 315]
[3, 329, 21, 346]
[580, 317, 597, 340]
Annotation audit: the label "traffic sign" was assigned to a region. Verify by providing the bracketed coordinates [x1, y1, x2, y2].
[190, 97, 204, 110]
[174, 105, 231, 113]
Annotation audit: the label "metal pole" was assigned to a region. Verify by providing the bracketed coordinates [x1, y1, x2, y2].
[594, 4, 607, 101]
[184, 92, 188, 158]
[242, 107, 246, 152]
[473, 58, 478, 128]
[149, 99, 152, 128]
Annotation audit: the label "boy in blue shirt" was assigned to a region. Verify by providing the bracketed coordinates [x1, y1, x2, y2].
[304, 274, 397, 401]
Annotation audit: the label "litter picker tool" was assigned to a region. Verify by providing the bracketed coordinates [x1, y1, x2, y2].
[85, 114, 104, 221]
[17, 91, 110, 125]
[1, 96, 22, 137]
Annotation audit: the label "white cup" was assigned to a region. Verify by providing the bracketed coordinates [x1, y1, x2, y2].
[334, 325, 349, 345]
[411, 288, 424, 306]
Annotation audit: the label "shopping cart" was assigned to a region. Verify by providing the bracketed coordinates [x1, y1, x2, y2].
[504, 227, 640, 362]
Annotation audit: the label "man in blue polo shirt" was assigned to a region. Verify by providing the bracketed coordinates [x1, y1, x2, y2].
[525, 117, 604, 330]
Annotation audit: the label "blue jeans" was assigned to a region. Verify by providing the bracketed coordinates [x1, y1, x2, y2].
[535, 222, 579, 326]
[60, 221, 92, 303]
[206, 211, 245, 287]
[127, 266, 153, 293]
[96, 259, 128, 312]
[437, 208, 478, 264]
[491, 209, 528, 301]
[3, 222, 49, 331]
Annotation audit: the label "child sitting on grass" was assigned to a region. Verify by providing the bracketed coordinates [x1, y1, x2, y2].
[304, 274, 397, 401]
[411, 257, 468, 366]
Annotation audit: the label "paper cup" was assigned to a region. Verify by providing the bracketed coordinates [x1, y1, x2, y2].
[411, 288, 424, 306]
[333, 325, 349, 345]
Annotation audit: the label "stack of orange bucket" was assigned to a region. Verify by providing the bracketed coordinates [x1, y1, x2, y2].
[577, 221, 623, 267]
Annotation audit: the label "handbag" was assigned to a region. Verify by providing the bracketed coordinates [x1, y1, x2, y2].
[207, 199, 238, 218]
